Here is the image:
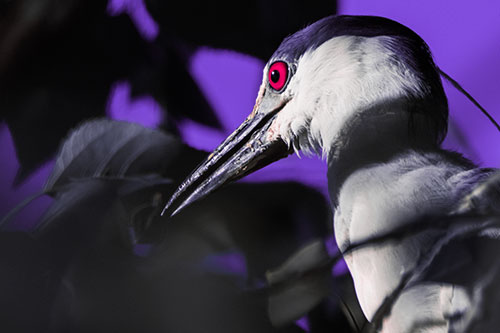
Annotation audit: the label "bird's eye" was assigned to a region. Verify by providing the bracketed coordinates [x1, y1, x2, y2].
[268, 61, 288, 91]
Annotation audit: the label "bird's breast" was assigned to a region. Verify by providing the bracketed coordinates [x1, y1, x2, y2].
[332, 159, 463, 320]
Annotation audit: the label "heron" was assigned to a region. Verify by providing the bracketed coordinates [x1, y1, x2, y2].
[164, 15, 500, 332]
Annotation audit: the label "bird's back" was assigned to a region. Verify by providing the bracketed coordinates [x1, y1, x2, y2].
[332, 148, 499, 332]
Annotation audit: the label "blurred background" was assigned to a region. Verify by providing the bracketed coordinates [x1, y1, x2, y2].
[0, 0, 498, 332]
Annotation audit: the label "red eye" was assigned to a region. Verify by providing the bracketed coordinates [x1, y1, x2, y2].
[268, 61, 288, 91]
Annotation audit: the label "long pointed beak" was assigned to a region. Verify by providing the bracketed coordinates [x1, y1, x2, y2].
[162, 100, 292, 216]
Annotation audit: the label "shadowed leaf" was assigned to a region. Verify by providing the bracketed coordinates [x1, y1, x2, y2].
[267, 240, 330, 285]
[0, 231, 52, 332]
[35, 178, 120, 242]
[130, 41, 222, 130]
[144, 0, 337, 60]
[45, 183, 315, 333]
[36, 176, 174, 248]
[1, 119, 191, 229]
[43, 119, 204, 195]
[267, 240, 332, 327]
[0, 2, 150, 181]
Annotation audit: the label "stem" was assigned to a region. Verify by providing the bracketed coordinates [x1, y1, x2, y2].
[0, 191, 46, 229]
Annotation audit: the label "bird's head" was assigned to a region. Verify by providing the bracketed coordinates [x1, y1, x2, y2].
[164, 15, 448, 215]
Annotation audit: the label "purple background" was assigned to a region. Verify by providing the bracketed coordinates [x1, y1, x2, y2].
[1, 0, 499, 230]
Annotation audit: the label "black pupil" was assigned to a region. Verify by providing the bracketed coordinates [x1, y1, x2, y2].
[271, 69, 280, 83]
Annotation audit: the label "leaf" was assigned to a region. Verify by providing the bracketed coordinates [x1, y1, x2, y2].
[1, 115, 182, 229]
[266, 240, 332, 327]
[0, 190, 45, 229]
[0, 231, 53, 332]
[43, 189, 307, 333]
[267, 240, 330, 285]
[145, 0, 337, 60]
[130, 44, 222, 130]
[268, 271, 332, 327]
[35, 178, 118, 236]
[1, 3, 151, 182]
[193, 182, 331, 280]
[33, 177, 156, 275]
[36, 175, 173, 236]
[44, 119, 190, 193]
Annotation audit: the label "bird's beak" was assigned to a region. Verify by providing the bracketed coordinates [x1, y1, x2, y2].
[162, 97, 292, 216]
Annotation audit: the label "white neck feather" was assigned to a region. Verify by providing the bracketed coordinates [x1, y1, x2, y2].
[273, 35, 428, 159]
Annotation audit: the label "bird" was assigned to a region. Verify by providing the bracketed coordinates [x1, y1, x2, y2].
[163, 15, 500, 332]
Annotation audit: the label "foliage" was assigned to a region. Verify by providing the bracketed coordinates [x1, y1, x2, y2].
[1, 119, 356, 332]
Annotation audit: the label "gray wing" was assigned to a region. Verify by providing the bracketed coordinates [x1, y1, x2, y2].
[420, 169, 500, 332]
[380, 169, 500, 332]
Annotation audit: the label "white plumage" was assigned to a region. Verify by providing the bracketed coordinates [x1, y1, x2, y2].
[268, 36, 426, 159]
[271, 33, 498, 332]
[167, 15, 500, 332]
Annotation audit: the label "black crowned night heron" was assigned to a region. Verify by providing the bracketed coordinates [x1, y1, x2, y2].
[164, 15, 500, 332]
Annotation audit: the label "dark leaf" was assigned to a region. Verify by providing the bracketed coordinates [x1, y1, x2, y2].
[0, 0, 84, 72]
[36, 175, 173, 244]
[145, 0, 337, 60]
[44, 119, 192, 192]
[130, 40, 222, 130]
[0, 231, 53, 332]
[1, 117, 185, 229]
[267, 240, 330, 285]
[268, 271, 332, 328]
[1, 2, 150, 181]
[215, 183, 331, 278]
[46, 186, 308, 333]
[162, 45, 222, 129]
[35, 178, 120, 245]
[28, 175, 170, 314]
[52, 254, 304, 333]
[141, 182, 331, 270]
[267, 240, 332, 327]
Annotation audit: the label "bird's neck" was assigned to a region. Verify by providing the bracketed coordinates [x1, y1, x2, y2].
[325, 107, 439, 207]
